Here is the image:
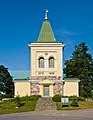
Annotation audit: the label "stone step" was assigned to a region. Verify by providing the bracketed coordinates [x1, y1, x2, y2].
[35, 97, 56, 111]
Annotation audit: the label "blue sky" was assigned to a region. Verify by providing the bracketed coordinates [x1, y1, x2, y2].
[0, 0, 93, 72]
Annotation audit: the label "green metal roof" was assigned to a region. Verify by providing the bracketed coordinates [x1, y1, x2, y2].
[14, 78, 30, 82]
[64, 78, 79, 80]
[37, 20, 56, 43]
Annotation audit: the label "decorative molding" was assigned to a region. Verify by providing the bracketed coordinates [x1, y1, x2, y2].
[36, 50, 58, 52]
[28, 43, 64, 48]
[36, 69, 57, 72]
[29, 80, 64, 83]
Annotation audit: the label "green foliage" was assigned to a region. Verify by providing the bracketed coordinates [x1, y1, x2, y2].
[78, 96, 86, 101]
[13, 95, 41, 102]
[56, 101, 93, 110]
[56, 102, 62, 110]
[0, 100, 37, 114]
[0, 65, 14, 95]
[69, 96, 79, 107]
[64, 42, 93, 98]
[69, 95, 78, 101]
[69, 96, 85, 101]
[20, 95, 41, 101]
[0, 82, 6, 93]
[0, 94, 14, 98]
[14, 96, 21, 107]
[52, 94, 62, 102]
[52, 95, 85, 102]
[70, 101, 79, 107]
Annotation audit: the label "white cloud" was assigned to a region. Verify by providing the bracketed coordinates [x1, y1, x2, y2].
[56, 28, 79, 37]
[62, 30, 78, 36]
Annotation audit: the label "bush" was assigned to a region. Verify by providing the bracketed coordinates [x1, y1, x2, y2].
[78, 96, 85, 101]
[69, 96, 86, 101]
[70, 101, 79, 107]
[69, 96, 79, 107]
[52, 94, 62, 102]
[52, 95, 85, 102]
[20, 95, 41, 101]
[69, 95, 78, 101]
[12, 95, 41, 102]
[14, 96, 21, 107]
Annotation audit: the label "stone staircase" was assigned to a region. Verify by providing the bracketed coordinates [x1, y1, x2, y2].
[35, 97, 56, 111]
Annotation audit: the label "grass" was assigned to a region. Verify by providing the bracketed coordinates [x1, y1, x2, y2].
[56, 101, 93, 110]
[0, 98, 93, 115]
[0, 100, 37, 115]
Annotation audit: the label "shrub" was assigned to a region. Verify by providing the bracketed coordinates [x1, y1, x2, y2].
[52, 95, 85, 102]
[14, 96, 21, 107]
[69, 95, 78, 101]
[69, 96, 86, 101]
[70, 101, 79, 107]
[12, 95, 41, 102]
[20, 95, 29, 101]
[78, 96, 85, 101]
[52, 94, 62, 102]
[69, 96, 79, 107]
[17, 95, 41, 101]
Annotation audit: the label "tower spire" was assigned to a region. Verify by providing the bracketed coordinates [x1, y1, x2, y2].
[37, 9, 56, 42]
[45, 9, 48, 20]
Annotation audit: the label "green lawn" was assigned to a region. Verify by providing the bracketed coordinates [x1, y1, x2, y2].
[56, 101, 93, 110]
[0, 99, 93, 115]
[0, 100, 37, 115]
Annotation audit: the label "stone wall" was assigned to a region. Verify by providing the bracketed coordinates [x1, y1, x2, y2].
[53, 83, 63, 95]
[30, 83, 40, 95]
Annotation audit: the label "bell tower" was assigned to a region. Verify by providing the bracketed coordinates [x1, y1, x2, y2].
[28, 10, 64, 96]
[29, 10, 64, 79]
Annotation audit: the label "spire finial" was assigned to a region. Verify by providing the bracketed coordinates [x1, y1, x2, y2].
[45, 9, 48, 20]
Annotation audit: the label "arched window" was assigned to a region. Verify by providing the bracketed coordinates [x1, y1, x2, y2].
[49, 57, 54, 68]
[38, 57, 44, 68]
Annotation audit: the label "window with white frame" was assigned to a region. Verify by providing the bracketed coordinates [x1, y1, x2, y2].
[38, 57, 44, 68]
[49, 57, 54, 68]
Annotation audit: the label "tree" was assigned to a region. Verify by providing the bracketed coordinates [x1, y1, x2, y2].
[64, 42, 93, 98]
[0, 82, 6, 93]
[0, 65, 14, 95]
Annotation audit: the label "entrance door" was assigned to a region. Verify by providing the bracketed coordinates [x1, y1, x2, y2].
[44, 85, 49, 96]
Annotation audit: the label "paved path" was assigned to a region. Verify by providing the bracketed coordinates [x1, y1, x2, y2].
[0, 109, 93, 120]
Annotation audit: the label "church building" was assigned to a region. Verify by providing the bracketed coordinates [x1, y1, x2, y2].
[14, 10, 80, 97]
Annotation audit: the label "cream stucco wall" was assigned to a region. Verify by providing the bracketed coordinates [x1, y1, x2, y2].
[29, 43, 64, 78]
[14, 81, 31, 97]
[64, 81, 79, 96]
